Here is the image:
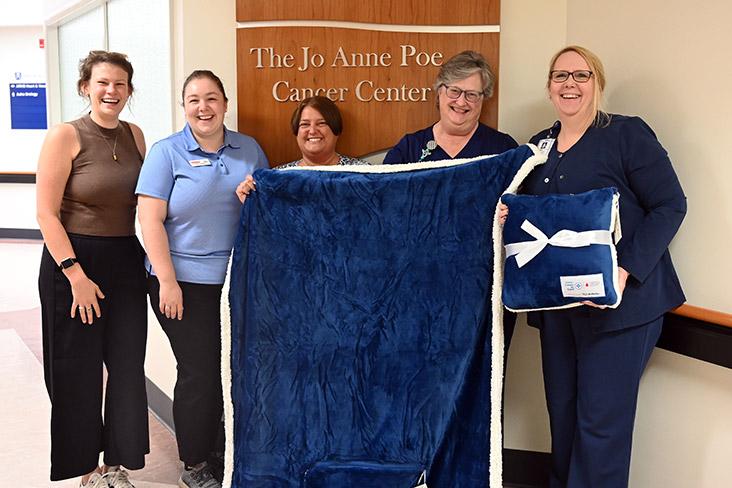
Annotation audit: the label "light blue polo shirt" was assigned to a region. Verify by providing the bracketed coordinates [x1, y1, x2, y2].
[136, 124, 268, 284]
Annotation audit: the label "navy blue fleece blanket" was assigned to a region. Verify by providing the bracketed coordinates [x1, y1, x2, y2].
[222, 145, 544, 487]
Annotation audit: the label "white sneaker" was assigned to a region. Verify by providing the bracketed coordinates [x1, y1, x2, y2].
[104, 466, 135, 488]
[179, 463, 221, 488]
[79, 472, 108, 488]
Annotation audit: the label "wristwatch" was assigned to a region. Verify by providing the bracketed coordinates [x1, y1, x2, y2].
[58, 257, 78, 270]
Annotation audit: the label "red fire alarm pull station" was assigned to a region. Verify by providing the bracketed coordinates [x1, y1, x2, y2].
[39, 39, 45, 48]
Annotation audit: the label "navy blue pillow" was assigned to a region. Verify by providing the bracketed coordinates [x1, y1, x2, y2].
[501, 187, 621, 311]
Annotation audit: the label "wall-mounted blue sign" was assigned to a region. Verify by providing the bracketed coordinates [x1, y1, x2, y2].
[10, 83, 47, 130]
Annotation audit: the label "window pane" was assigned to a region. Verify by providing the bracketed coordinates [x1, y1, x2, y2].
[108, 0, 172, 151]
[58, 6, 105, 122]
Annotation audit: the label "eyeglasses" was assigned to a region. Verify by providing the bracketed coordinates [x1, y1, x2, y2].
[441, 84, 484, 103]
[550, 70, 593, 83]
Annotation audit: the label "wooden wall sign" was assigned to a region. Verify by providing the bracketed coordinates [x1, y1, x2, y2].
[236, 2, 502, 165]
[236, 0, 499, 25]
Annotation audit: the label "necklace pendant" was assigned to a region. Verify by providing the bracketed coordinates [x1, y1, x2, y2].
[113, 153, 118, 161]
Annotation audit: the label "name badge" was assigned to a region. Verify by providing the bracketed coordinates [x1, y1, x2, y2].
[189, 158, 211, 167]
[537, 138, 555, 156]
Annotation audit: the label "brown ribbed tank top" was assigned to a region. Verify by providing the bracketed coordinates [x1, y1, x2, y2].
[61, 114, 143, 236]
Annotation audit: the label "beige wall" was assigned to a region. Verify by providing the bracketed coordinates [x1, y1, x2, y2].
[498, 0, 568, 454]
[632, 350, 732, 486]
[498, 0, 567, 144]
[565, 0, 731, 314]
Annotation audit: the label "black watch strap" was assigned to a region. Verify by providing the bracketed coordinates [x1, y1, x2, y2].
[59, 257, 78, 270]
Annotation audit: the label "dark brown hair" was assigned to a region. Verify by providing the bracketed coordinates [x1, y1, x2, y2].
[181, 70, 228, 104]
[290, 96, 343, 136]
[77, 50, 134, 96]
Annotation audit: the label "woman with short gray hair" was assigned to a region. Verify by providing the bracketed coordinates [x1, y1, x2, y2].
[383, 50, 516, 164]
[434, 49, 496, 100]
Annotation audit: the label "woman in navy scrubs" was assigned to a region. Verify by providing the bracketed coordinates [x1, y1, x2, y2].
[382, 50, 520, 359]
[382, 50, 517, 164]
[517, 46, 686, 488]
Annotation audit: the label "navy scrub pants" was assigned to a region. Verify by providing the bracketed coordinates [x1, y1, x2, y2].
[39, 234, 149, 481]
[539, 310, 662, 488]
[148, 275, 224, 467]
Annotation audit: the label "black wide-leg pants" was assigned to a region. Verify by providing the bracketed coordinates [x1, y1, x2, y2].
[39, 234, 149, 481]
[148, 275, 224, 467]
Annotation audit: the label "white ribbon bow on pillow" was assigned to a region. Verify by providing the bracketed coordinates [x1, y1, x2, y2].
[505, 219, 613, 268]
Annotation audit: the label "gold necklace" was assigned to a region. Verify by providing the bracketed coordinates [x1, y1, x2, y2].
[92, 119, 120, 161]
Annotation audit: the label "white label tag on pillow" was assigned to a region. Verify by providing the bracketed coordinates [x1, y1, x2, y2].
[560, 273, 606, 298]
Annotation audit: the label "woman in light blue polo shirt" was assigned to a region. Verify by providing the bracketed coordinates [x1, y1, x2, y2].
[136, 70, 268, 488]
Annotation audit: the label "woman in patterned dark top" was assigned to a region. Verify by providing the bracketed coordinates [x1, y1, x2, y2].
[235, 96, 368, 202]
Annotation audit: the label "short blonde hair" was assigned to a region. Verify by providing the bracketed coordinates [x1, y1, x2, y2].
[547, 45, 609, 126]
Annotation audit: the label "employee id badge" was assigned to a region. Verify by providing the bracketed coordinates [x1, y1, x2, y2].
[537, 138, 555, 156]
[189, 158, 212, 167]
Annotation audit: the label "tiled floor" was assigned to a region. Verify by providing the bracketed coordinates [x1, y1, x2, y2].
[0, 240, 179, 487]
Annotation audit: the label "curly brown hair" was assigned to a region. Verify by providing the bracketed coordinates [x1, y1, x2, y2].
[76, 50, 134, 97]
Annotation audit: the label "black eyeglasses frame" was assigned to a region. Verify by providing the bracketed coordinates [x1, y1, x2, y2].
[549, 70, 594, 83]
[441, 84, 485, 103]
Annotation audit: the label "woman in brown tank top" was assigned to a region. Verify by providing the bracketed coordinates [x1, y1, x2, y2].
[36, 51, 148, 488]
